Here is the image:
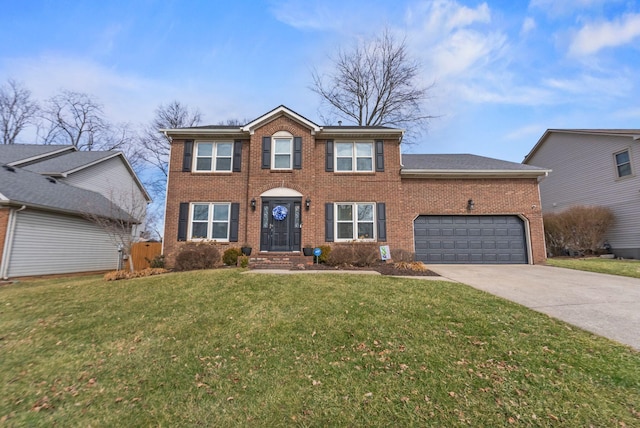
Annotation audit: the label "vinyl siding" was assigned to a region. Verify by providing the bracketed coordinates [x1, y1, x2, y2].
[60, 157, 148, 234]
[6, 210, 119, 277]
[527, 133, 640, 250]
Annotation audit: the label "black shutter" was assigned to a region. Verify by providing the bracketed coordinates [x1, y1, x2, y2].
[375, 140, 384, 172]
[325, 203, 334, 242]
[293, 136, 302, 169]
[178, 202, 189, 241]
[229, 203, 240, 242]
[262, 137, 271, 169]
[182, 140, 194, 172]
[325, 140, 334, 172]
[377, 203, 387, 242]
[233, 140, 242, 172]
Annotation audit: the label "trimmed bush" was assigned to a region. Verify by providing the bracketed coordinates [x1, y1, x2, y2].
[223, 247, 242, 266]
[147, 254, 165, 269]
[544, 205, 615, 256]
[174, 242, 221, 271]
[318, 245, 332, 264]
[326, 243, 378, 267]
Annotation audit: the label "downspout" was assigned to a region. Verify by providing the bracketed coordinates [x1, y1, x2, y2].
[160, 131, 172, 259]
[1, 205, 26, 280]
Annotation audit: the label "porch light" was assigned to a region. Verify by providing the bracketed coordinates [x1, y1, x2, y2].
[305, 198, 311, 210]
[467, 199, 475, 211]
[251, 198, 256, 211]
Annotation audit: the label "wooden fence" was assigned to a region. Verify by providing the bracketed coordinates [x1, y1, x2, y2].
[130, 242, 162, 271]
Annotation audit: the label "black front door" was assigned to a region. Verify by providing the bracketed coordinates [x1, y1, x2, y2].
[260, 198, 302, 252]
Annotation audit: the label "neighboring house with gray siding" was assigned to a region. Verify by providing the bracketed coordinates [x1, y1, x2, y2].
[524, 129, 640, 258]
[0, 144, 150, 279]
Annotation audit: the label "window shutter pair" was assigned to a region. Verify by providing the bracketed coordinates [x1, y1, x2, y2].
[324, 202, 386, 242]
[325, 140, 385, 172]
[262, 136, 302, 169]
[177, 202, 240, 242]
[183, 140, 243, 172]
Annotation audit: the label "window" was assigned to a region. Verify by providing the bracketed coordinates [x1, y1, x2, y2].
[189, 203, 230, 240]
[195, 142, 233, 172]
[615, 150, 632, 178]
[272, 131, 292, 170]
[335, 142, 373, 172]
[336, 203, 375, 240]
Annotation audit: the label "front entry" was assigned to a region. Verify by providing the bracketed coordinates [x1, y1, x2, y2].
[260, 198, 302, 252]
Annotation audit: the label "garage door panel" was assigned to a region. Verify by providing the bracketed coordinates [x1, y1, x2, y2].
[415, 215, 527, 264]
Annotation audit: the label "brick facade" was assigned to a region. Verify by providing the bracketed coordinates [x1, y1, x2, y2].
[163, 108, 547, 266]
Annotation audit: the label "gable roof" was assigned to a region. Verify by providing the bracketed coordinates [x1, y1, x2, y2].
[242, 105, 321, 135]
[524, 129, 640, 163]
[0, 144, 76, 166]
[402, 154, 549, 178]
[0, 164, 135, 222]
[22, 151, 119, 175]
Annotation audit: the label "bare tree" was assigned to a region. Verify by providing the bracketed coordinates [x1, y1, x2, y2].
[140, 101, 202, 179]
[311, 29, 433, 142]
[0, 79, 39, 144]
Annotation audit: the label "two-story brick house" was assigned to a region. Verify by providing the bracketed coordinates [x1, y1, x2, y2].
[163, 105, 549, 266]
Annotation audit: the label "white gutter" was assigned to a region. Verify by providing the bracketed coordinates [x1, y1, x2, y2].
[400, 169, 550, 179]
[1, 205, 26, 280]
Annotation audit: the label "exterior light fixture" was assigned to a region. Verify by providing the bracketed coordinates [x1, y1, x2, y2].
[251, 198, 256, 211]
[305, 198, 311, 210]
[467, 199, 475, 211]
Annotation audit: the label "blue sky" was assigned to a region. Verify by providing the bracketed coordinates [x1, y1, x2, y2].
[1, 0, 639, 162]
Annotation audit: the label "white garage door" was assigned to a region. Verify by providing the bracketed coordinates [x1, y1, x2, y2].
[414, 215, 528, 264]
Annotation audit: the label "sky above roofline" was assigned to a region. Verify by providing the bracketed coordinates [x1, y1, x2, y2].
[1, 0, 639, 162]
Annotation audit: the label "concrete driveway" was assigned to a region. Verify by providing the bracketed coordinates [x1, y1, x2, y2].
[428, 264, 640, 351]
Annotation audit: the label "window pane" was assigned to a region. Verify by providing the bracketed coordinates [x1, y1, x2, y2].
[336, 143, 352, 156]
[358, 204, 374, 221]
[196, 158, 212, 171]
[216, 158, 231, 171]
[294, 205, 300, 228]
[357, 223, 374, 239]
[213, 204, 229, 221]
[197, 143, 213, 156]
[217, 143, 232, 156]
[337, 204, 352, 221]
[191, 223, 208, 239]
[616, 151, 630, 164]
[356, 158, 372, 171]
[192, 204, 209, 221]
[211, 222, 228, 239]
[274, 154, 290, 168]
[262, 205, 269, 228]
[337, 223, 353, 240]
[356, 143, 372, 156]
[336, 158, 352, 171]
[618, 163, 632, 177]
[274, 139, 290, 153]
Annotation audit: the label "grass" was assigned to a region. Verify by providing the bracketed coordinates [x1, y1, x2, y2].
[547, 257, 640, 278]
[1, 270, 639, 427]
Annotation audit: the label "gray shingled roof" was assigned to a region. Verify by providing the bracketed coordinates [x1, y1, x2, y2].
[0, 144, 75, 165]
[0, 164, 135, 222]
[402, 154, 547, 171]
[23, 151, 117, 175]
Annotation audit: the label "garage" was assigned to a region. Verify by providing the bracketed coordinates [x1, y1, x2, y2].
[414, 215, 528, 264]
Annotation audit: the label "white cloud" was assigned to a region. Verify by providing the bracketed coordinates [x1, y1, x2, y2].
[504, 123, 546, 141]
[543, 72, 633, 99]
[520, 17, 536, 35]
[568, 13, 640, 56]
[528, 0, 623, 16]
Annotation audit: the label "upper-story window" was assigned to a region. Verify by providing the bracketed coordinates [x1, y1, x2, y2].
[195, 141, 233, 172]
[614, 149, 632, 178]
[272, 131, 293, 170]
[335, 142, 373, 172]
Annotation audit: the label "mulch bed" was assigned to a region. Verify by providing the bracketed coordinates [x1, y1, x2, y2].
[292, 262, 440, 277]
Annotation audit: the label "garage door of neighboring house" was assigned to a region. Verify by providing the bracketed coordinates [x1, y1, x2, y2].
[414, 215, 528, 264]
[6, 210, 120, 277]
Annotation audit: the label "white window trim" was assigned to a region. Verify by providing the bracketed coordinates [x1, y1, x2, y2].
[271, 131, 293, 170]
[194, 141, 233, 172]
[334, 202, 376, 242]
[335, 141, 374, 172]
[614, 148, 633, 179]
[188, 202, 231, 241]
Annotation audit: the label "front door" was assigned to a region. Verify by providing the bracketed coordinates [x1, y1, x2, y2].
[260, 198, 302, 252]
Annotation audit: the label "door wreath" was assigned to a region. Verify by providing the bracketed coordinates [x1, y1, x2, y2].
[272, 205, 288, 221]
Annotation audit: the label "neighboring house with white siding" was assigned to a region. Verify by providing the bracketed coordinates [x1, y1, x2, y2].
[0, 144, 151, 279]
[523, 129, 640, 258]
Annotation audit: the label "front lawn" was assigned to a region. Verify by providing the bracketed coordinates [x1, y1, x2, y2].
[547, 257, 640, 278]
[1, 270, 638, 426]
